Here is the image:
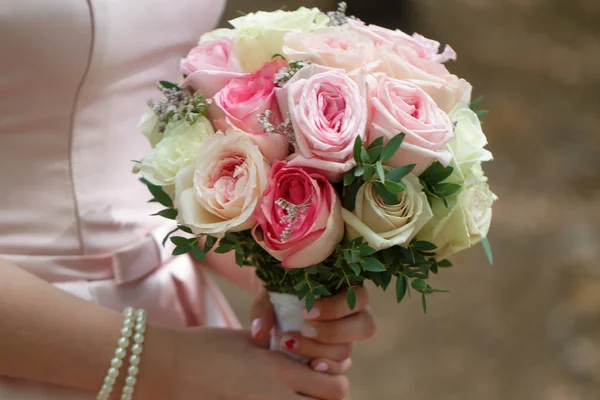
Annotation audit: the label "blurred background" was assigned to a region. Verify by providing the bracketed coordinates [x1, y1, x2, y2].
[214, 0, 600, 398]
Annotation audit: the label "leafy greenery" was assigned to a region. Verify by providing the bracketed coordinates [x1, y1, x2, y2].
[470, 96, 489, 120]
[419, 162, 462, 208]
[481, 237, 494, 265]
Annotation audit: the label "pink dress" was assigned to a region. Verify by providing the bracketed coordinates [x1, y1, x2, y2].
[0, 0, 253, 397]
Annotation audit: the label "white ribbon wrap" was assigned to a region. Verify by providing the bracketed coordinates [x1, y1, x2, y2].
[268, 292, 310, 363]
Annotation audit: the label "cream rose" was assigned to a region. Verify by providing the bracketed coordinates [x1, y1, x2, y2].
[417, 164, 496, 258]
[137, 109, 163, 148]
[174, 130, 270, 236]
[342, 174, 433, 251]
[203, 8, 329, 73]
[448, 105, 493, 178]
[139, 117, 214, 186]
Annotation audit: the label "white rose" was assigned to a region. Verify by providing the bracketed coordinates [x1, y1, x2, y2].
[417, 164, 496, 258]
[139, 117, 214, 186]
[174, 130, 270, 236]
[203, 7, 329, 72]
[447, 105, 493, 179]
[342, 175, 433, 251]
[137, 109, 163, 148]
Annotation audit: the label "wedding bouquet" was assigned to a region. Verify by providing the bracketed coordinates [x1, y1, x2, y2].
[134, 3, 496, 354]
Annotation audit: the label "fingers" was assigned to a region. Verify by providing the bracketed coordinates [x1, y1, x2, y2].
[300, 310, 376, 344]
[249, 288, 275, 343]
[279, 332, 352, 361]
[303, 287, 369, 322]
[310, 358, 352, 375]
[283, 360, 349, 400]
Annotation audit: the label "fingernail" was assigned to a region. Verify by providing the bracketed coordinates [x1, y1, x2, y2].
[314, 361, 328, 372]
[281, 335, 299, 350]
[340, 358, 352, 371]
[251, 318, 262, 339]
[302, 307, 320, 320]
[301, 323, 318, 338]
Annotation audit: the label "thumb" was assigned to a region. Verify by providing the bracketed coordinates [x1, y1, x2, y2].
[249, 288, 275, 345]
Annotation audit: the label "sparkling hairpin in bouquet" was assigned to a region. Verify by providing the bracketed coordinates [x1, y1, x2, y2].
[134, 2, 496, 355]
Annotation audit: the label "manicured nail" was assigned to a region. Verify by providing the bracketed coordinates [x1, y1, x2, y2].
[301, 323, 318, 338]
[251, 318, 262, 339]
[314, 361, 328, 372]
[281, 335, 299, 350]
[303, 307, 320, 320]
[340, 358, 352, 371]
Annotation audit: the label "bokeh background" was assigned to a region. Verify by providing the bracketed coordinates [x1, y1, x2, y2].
[214, 1, 600, 398]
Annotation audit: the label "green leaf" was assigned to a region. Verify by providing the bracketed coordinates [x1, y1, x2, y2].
[380, 133, 405, 162]
[343, 170, 357, 186]
[178, 225, 193, 234]
[481, 237, 494, 265]
[162, 226, 180, 247]
[360, 147, 371, 164]
[421, 293, 428, 314]
[438, 259, 453, 268]
[396, 276, 407, 303]
[387, 164, 416, 183]
[235, 251, 244, 267]
[342, 180, 360, 211]
[362, 165, 375, 181]
[152, 208, 178, 220]
[140, 177, 174, 208]
[411, 279, 427, 292]
[419, 162, 453, 185]
[475, 110, 489, 119]
[191, 246, 206, 262]
[411, 241, 438, 252]
[354, 166, 365, 177]
[373, 182, 398, 205]
[214, 244, 234, 254]
[380, 272, 392, 290]
[434, 183, 462, 197]
[203, 235, 218, 253]
[375, 162, 386, 184]
[348, 262, 361, 275]
[367, 137, 384, 160]
[305, 291, 316, 312]
[172, 246, 191, 256]
[170, 236, 190, 246]
[352, 136, 363, 163]
[470, 96, 484, 110]
[358, 245, 377, 257]
[346, 287, 357, 310]
[294, 280, 308, 293]
[158, 80, 181, 91]
[360, 257, 387, 272]
[313, 285, 331, 296]
[383, 180, 406, 194]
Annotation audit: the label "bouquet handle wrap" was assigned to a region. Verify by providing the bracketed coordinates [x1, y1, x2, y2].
[268, 292, 310, 363]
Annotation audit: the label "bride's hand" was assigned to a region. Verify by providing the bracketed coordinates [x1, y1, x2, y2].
[250, 287, 376, 374]
[146, 326, 348, 400]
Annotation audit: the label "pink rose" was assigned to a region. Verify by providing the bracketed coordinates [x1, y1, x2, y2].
[253, 161, 344, 269]
[180, 38, 243, 76]
[214, 59, 290, 163]
[175, 130, 270, 236]
[282, 27, 375, 72]
[367, 73, 454, 175]
[275, 64, 368, 181]
[181, 39, 245, 98]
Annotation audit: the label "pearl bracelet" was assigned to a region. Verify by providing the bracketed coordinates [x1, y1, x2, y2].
[97, 307, 136, 400]
[119, 309, 147, 400]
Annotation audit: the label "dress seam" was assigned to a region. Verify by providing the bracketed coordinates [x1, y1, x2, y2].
[66, 0, 96, 255]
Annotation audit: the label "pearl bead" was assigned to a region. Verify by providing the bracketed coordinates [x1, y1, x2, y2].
[110, 357, 123, 368]
[117, 337, 129, 349]
[134, 323, 145, 333]
[133, 332, 144, 344]
[124, 307, 134, 316]
[123, 318, 135, 328]
[121, 327, 133, 337]
[104, 375, 115, 385]
[125, 376, 137, 387]
[131, 344, 143, 355]
[128, 365, 139, 376]
[129, 355, 140, 366]
[107, 367, 119, 378]
[115, 347, 127, 359]
[136, 313, 146, 323]
[101, 383, 111, 392]
[120, 394, 132, 400]
[123, 385, 134, 395]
